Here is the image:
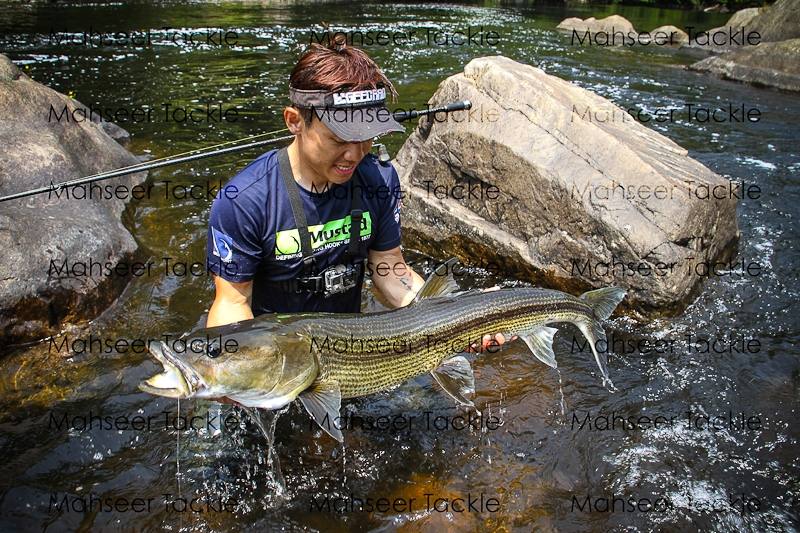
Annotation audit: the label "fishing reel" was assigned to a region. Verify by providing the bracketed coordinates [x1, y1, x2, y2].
[373, 142, 392, 163]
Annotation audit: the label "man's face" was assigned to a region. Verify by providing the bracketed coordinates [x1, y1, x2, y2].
[297, 114, 373, 186]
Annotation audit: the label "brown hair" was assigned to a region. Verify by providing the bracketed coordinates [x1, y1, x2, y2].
[290, 34, 397, 124]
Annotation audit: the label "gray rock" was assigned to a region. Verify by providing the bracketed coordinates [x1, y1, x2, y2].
[556, 15, 640, 46]
[394, 56, 739, 317]
[0, 55, 22, 82]
[689, 39, 800, 92]
[746, 0, 800, 42]
[648, 25, 688, 46]
[711, 6, 763, 36]
[686, 0, 800, 91]
[0, 53, 146, 347]
[685, 0, 799, 54]
[556, 15, 636, 35]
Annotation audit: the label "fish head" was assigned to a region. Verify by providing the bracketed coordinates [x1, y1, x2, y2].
[139, 321, 317, 409]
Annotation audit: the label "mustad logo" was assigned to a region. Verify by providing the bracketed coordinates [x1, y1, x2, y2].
[274, 212, 373, 258]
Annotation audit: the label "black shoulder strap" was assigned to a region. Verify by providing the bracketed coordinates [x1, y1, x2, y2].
[346, 171, 364, 261]
[278, 147, 315, 273]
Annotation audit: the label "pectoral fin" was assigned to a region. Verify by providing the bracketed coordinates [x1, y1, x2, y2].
[298, 381, 343, 442]
[431, 355, 475, 407]
[520, 325, 559, 368]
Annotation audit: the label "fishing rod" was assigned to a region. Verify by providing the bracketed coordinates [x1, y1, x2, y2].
[0, 99, 472, 203]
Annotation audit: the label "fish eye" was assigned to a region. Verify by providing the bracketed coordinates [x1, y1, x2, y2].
[206, 342, 221, 358]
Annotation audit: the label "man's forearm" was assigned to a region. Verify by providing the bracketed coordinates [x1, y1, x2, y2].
[377, 267, 425, 308]
[206, 299, 254, 327]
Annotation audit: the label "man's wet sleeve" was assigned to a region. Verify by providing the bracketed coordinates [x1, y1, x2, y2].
[206, 191, 264, 282]
[370, 164, 403, 252]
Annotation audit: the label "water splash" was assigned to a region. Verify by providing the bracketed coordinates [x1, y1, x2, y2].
[555, 368, 567, 416]
[238, 405, 290, 502]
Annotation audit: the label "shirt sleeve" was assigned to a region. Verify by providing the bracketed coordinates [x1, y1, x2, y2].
[206, 185, 265, 283]
[369, 162, 403, 252]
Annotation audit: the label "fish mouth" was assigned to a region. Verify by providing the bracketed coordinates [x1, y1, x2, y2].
[138, 341, 205, 399]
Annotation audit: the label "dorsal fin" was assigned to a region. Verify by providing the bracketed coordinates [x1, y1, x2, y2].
[411, 258, 459, 304]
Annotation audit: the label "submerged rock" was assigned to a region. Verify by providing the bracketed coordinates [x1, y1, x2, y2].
[394, 56, 739, 317]
[556, 15, 639, 46]
[687, 0, 800, 90]
[557, 16, 686, 48]
[0, 54, 146, 347]
[648, 25, 688, 46]
[689, 39, 800, 92]
[556, 15, 636, 36]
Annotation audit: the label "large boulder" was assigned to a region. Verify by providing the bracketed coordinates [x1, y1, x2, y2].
[394, 56, 739, 317]
[0, 54, 146, 347]
[689, 39, 800, 92]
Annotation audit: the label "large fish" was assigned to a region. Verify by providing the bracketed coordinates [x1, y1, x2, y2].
[139, 260, 626, 441]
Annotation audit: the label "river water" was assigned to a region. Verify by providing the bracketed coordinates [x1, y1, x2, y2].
[0, 1, 798, 531]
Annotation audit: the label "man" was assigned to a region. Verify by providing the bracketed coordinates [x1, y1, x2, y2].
[206, 40, 425, 326]
[205, 40, 505, 348]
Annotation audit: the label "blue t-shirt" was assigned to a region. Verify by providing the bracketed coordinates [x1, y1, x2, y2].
[207, 149, 402, 314]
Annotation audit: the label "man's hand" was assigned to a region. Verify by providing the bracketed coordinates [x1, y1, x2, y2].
[467, 286, 517, 352]
[468, 333, 519, 353]
[367, 246, 425, 309]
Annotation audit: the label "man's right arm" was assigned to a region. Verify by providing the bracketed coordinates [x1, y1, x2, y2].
[206, 275, 254, 327]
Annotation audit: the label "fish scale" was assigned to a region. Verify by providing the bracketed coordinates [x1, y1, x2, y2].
[299, 288, 597, 398]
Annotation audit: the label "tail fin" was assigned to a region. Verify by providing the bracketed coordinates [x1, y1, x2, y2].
[578, 287, 625, 391]
[580, 287, 626, 320]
